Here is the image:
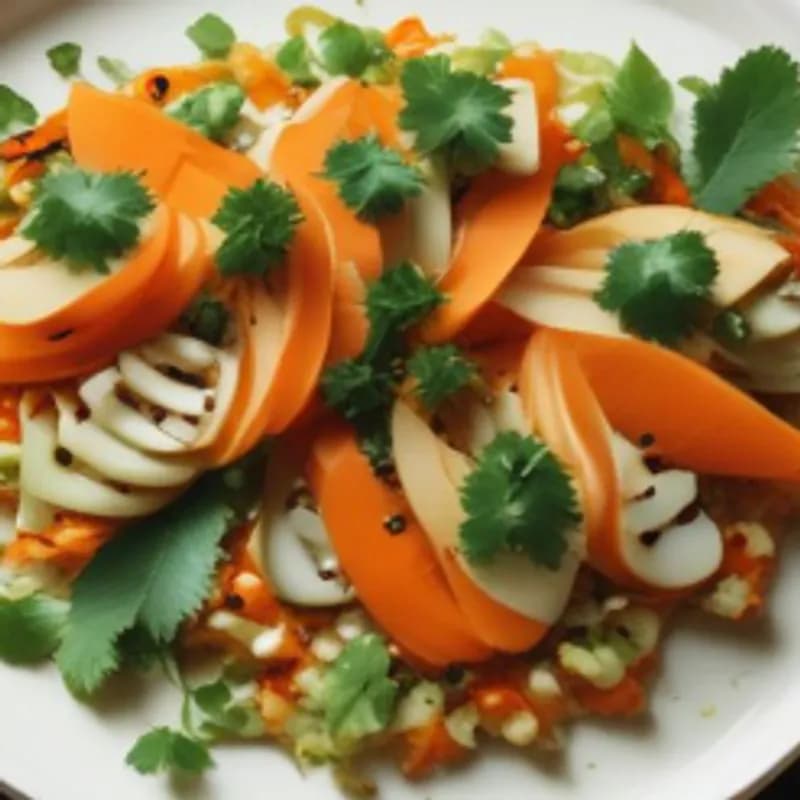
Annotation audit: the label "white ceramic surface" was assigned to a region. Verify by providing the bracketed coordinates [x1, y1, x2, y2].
[1, 1, 799, 798]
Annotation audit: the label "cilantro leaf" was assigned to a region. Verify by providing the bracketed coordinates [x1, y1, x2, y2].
[186, 13, 236, 59]
[408, 345, 477, 410]
[323, 634, 398, 739]
[180, 293, 231, 346]
[321, 359, 393, 422]
[364, 262, 445, 361]
[606, 42, 674, 149]
[460, 431, 580, 568]
[595, 231, 719, 345]
[0, 594, 68, 664]
[0, 85, 37, 138]
[46, 42, 82, 78]
[318, 21, 390, 78]
[97, 56, 135, 88]
[56, 451, 266, 695]
[399, 55, 513, 176]
[276, 35, 319, 87]
[212, 179, 303, 276]
[167, 82, 245, 141]
[688, 46, 800, 214]
[712, 309, 750, 347]
[548, 162, 609, 228]
[190, 679, 264, 740]
[678, 75, 711, 98]
[322, 135, 424, 221]
[126, 728, 213, 775]
[21, 168, 154, 273]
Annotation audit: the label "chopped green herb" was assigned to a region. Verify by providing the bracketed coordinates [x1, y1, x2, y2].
[46, 42, 82, 78]
[595, 230, 719, 345]
[21, 168, 154, 273]
[322, 134, 424, 221]
[0, 85, 37, 138]
[212, 179, 303, 276]
[126, 728, 213, 775]
[0, 594, 68, 664]
[167, 82, 245, 141]
[399, 54, 513, 176]
[321, 359, 394, 422]
[276, 35, 319, 87]
[460, 431, 580, 568]
[186, 13, 236, 59]
[97, 56, 135, 87]
[678, 75, 712, 98]
[180, 293, 231, 346]
[712, 309, 750, 347]
[408, 344, 477, 410]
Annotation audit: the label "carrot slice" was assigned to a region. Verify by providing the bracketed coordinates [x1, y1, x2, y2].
[422, 120, 570, 343]
[228, 43, 292, 110]
[561, 330, 800, 482]
[0, 109, 68, 161]
[385, 17, 452, 59]
[68, 83, 260, 216]
[308, 425, 492, 668]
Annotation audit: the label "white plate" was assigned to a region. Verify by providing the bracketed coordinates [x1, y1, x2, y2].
[1, 1, 799, 798]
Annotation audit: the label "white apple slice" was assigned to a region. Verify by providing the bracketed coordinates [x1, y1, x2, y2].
[530, 205, 790, 307]
[138, 333, 219, 372]
[741, 289, 800, 341]
[117, 351, 210, 418]
[496, 78, 540, 176]
[54, 395, 197, 488]
[16, 489, 55, 533]
[19, 395, 176, 518]
[392, 399, 580, 625]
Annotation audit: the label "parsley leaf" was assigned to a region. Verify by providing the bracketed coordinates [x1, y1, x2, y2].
[56, 450, 265, 695]
[323, 634, 398, 739]
[364, 262, 445, 361]
[322, 135, 424, 222]
[167, 82, 245, 141]
[46, 42, 82, 78]
[0, 85, 37, 138]
[460, 432, 580, 568]
[688, 46, 800, 214]
[0, 594, 68, 664]
[212, 179, 303, 276]
[21, 168, 154, 273]
[399, 55, 513, 176]
[180, 293, 231, 346]
[408, 344, 477, 410]
[595, 231, 719, 345]
[126, 728, 213, 775]
[186, 13, 236, 59]
[321, 360, 393, 422]
[276, 35, 319, 87]
[97, 56, 135, 88]
[606, 42, 674, 149]
[318, 21, 390, 78]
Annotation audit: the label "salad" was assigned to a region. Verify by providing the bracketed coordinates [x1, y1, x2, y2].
[1, 5, 800, 794]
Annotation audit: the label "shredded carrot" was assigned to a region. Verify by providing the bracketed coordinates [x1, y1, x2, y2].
[385, 17, 453, 59]
[402, 717, 468, 779]
[748, 177, 800, 233]
[0, 109, 68, 162]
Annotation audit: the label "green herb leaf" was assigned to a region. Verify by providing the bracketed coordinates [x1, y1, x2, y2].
[323, 634, 398, 739]
[321, 359, 394, 422]
[364, 262, 444, 361]
[167, 82, 245, 141]
[191, 679, 263, 740]
[548, 162, 609, 228]
[186, 13, 236, 59]
[276, 35, 319, 87]
[46, 42, 82, 78]
[399, 54, 513, 176]
[97, 56, 135, 88]
[126, 728, 213, 775]
[606, 42, 674, 149]
[0, 85, 37, 138]
[678, 75, 711, 98]
[318, 21, 389, 78]
[180, 293, 231, 346]
[408, 344, 477, 410]
[56, 451, 266, 695]
[460, 431, 580, 568]
[212, 179, 303, 276]
[323, 134, 424, 221]
[0, 594, 68, 664]
[21, 168, 154, 273]
[712, 308, 750, 347]
[595, 230, 719, 345]
[688, 46, 800, 214]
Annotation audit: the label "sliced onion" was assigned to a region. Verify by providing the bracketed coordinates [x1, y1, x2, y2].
[496, 78, 540, 176]
[741, 290, 800, 341]
[405, 158, 452, 282]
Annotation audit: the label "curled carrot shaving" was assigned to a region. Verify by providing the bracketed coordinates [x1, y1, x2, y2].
[385, 17, 453, 59]
[0, 109, 68, 162]
[131, 62, 233, 105]
[402, 717, 467, 779]
[228, 43, 293, 110]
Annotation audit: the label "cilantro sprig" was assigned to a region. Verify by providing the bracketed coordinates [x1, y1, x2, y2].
[126, 728, 213, 776]
[212, 179, 303, 276]
[186, 13, 236, 59]
[399, 54, 513, 176]
[322, 135, 424, 222]
[460, 431, 580, 569]
[56, 450, 265, 695]
[595, 230, 719, 345]
[0, 85, 37, 138]
[46, 42, 82, 79]
[167, 82, 245, 141]
[688, 46, 800, 214]
[180, 293, 231, 346]
[408, 344, 477, 411]
[21, 168, 155, 273]
[0, 594, 68, 664]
